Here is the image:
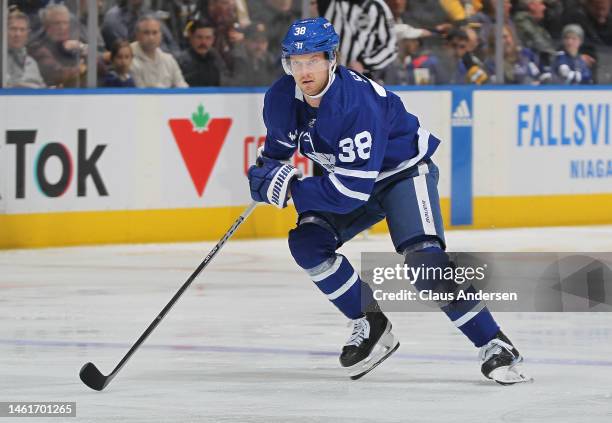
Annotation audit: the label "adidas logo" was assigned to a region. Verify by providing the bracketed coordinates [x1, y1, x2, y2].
[451, 100, 473, 127]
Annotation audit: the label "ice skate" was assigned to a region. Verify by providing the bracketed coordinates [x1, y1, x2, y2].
[339, 312, 400, 380]
[479, 331, 533, 385]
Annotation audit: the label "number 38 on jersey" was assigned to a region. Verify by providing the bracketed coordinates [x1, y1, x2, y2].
[338, 131, 372, 163]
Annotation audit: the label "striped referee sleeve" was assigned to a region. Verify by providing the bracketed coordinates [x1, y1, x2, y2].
[321, 0, 397, 72]
[359, 0, 397, 71]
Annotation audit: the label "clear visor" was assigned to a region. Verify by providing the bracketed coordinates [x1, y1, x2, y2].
[282, 52, 335, 76]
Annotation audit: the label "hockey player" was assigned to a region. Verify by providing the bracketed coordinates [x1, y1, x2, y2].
[247, 17, 530, 384]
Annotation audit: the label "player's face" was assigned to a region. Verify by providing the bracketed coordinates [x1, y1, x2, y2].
[289, 52, 330, 96]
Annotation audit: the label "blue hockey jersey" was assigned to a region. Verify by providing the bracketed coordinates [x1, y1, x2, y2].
[262, 65, 441, 215]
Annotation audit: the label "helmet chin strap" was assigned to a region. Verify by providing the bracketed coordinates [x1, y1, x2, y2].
[304, 60, 337, 100]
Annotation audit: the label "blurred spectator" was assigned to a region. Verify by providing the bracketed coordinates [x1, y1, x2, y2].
[385, 0, 440, 35]
[514, 0, 557, 59]
[177, 19, 226, 86]
[439, 0, 482, 23]
[130, 15, 188, 87]
[552, 24, 593, 83]
[24, 1, 107, 54]
[206, 0, 247, 72]
[250, 0, 299, 59]
[464, 25, 483, 55]
[484, 23, 542, 84]
[541, 0, 565, 40]
[403, 0, 453, 29]
[386, 0, 407, 22]
[473, 0, 518, 51]
[309, 0, 319, 15]
[76, 0, 107, 54]
[316, 0, 397, 74]
[102, 0, 180, 56]
[235, 0, 252, 26]
[6, 10, 46, 88]
[8, 0, 49, 32]
[438, 27, 489, 83]
[563, 0, 612, 82]
[102, 39, 136, 87]
[157, 0, 201, 49]
[563, 0, 612, 45]
[380, 23, 443, 85]
[28, 3, 87, 87]
[228, 23, 280, 86]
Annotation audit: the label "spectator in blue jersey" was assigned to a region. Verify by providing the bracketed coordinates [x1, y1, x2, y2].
[247, 17, 529, 384]
[552, 24, 593, 84]
[484, 24, 542, 84]
[102, 39, 136, 87]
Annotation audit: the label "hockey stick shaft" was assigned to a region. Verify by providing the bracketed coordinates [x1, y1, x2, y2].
[80, 201, 258, 390]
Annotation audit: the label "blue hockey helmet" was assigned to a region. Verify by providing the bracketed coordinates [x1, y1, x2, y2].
[281, 17, 339, 76]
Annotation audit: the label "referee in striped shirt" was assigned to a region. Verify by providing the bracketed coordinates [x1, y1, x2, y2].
[314, 0, 398, 76]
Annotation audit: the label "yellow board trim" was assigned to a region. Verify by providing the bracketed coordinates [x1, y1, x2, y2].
[471, 194, 612, 229]
[2, 195, 611, 249]
[0, 206, 295, 249]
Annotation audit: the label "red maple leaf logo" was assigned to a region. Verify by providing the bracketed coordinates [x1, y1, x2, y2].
[169, 105, 232, 197]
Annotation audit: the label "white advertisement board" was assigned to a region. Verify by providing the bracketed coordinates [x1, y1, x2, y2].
[0, 91, 451, 215]
[473, 90, 612, 197]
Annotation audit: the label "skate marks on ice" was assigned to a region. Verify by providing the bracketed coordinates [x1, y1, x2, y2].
[2, 226, 612, 422]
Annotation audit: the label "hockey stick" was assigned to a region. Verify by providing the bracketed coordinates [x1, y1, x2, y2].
[79, 201, 259, 391]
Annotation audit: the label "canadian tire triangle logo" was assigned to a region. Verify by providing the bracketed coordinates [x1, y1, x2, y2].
[169, 104, 232, 197]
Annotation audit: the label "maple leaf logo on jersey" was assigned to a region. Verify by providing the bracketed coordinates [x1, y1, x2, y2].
[168, 104, 232, 197]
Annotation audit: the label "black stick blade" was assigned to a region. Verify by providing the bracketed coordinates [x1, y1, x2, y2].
[79, 362, 109, 391]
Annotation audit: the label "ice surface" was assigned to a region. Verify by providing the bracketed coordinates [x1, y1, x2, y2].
[1, 226, 612, 422]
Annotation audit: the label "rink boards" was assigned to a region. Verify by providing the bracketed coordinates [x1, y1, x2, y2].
[0, 86, 611, 248]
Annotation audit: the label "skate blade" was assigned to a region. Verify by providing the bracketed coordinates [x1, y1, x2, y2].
[489, 364, 534, 385]
[346, 329, 400, 380]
